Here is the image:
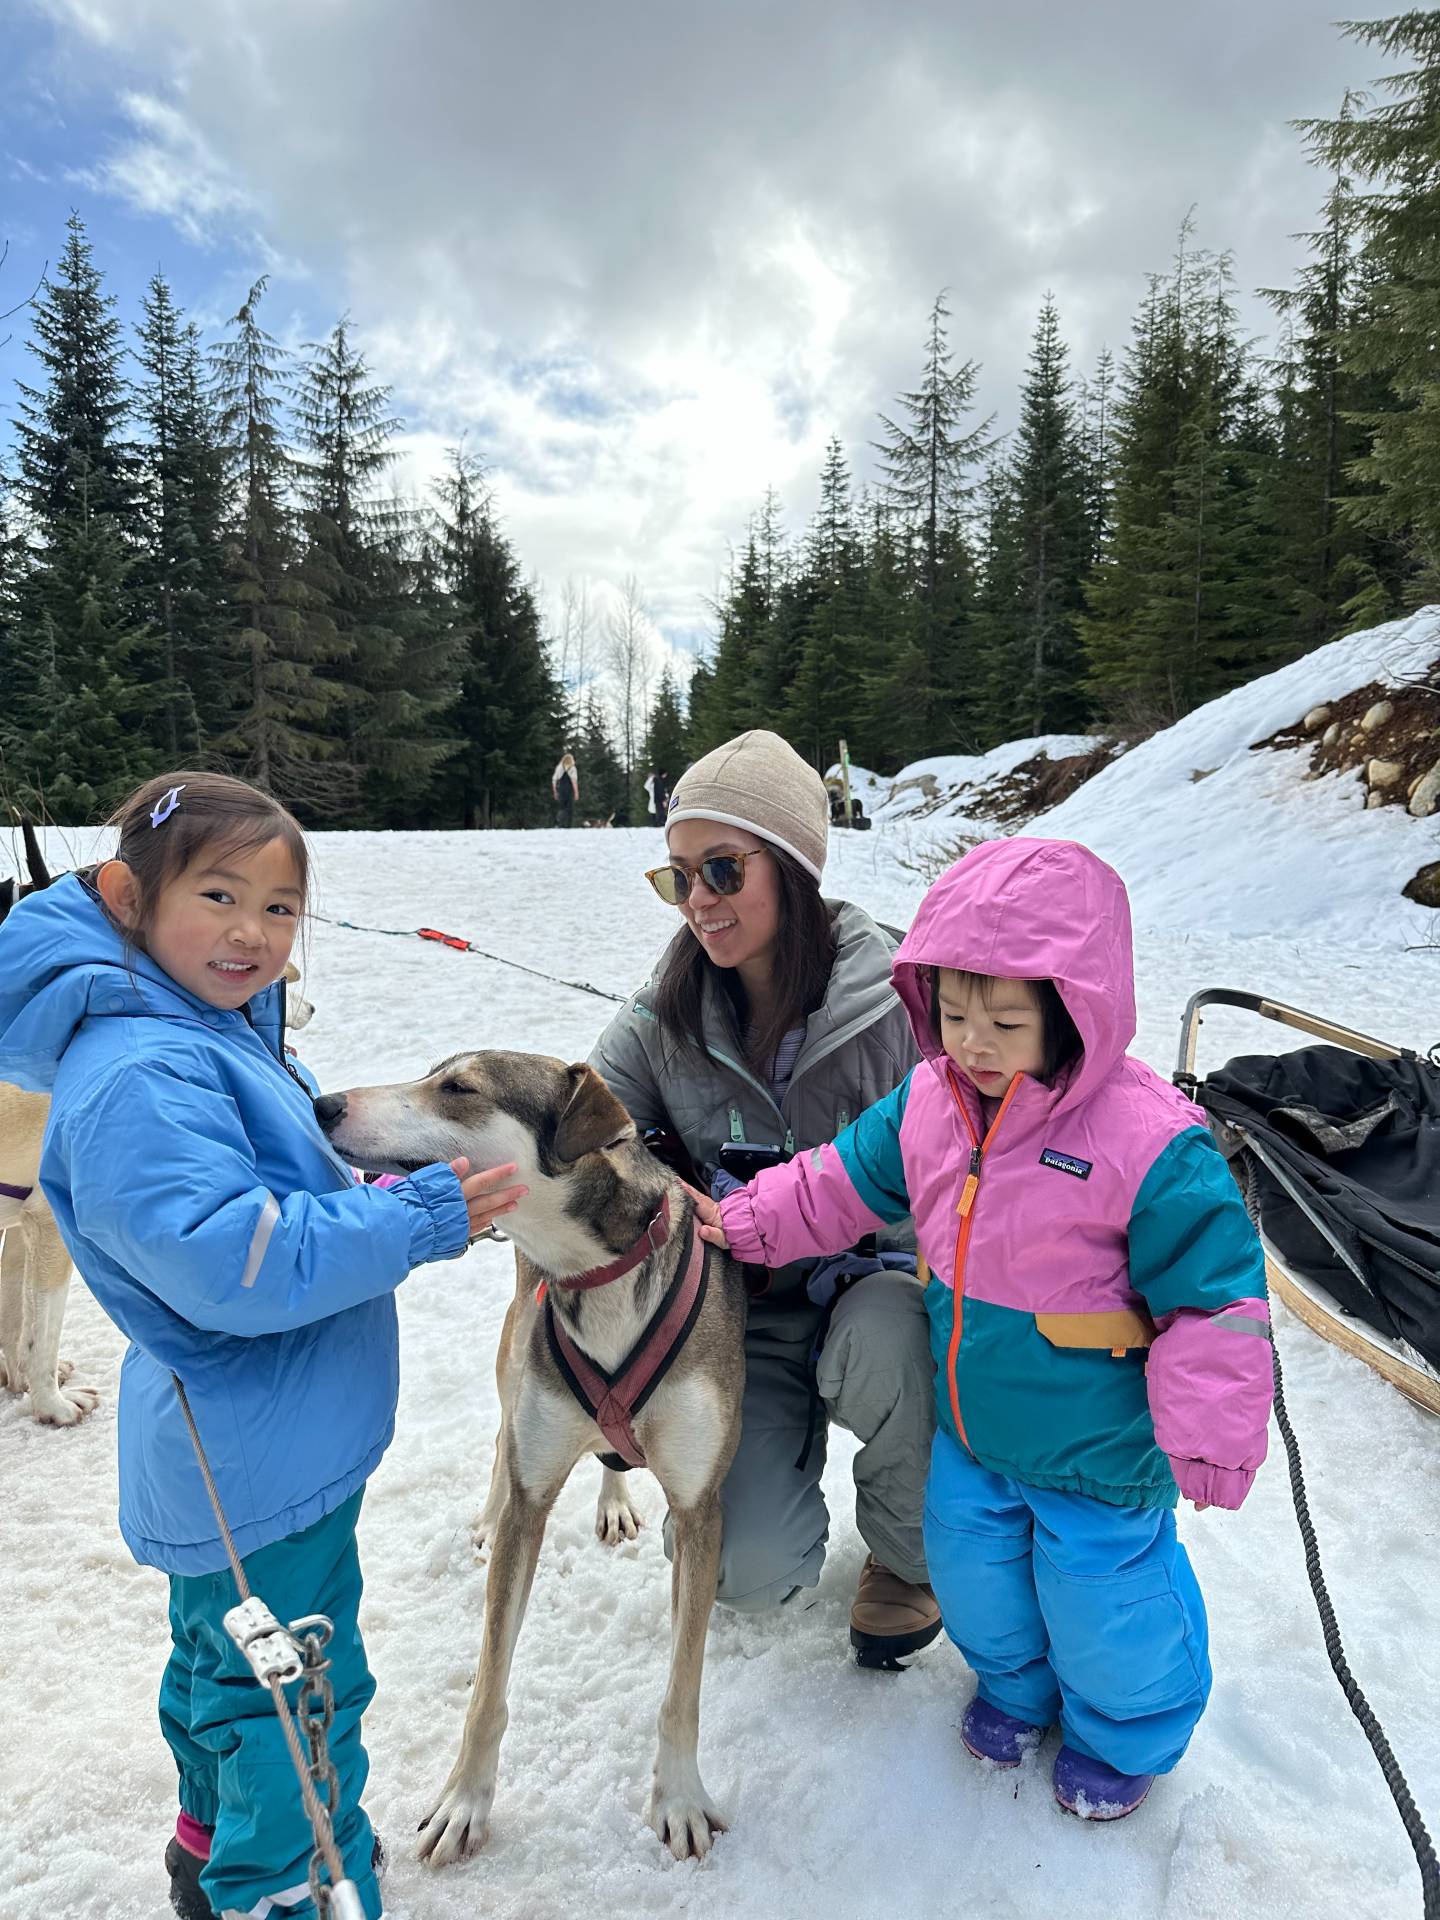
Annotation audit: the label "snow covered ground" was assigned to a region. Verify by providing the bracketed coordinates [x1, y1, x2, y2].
[4, 627, 1440, 1919]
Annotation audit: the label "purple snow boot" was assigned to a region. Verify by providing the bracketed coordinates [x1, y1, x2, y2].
[960, 1696, 1047, 1768]
[1052, 1746, 1154, 1820]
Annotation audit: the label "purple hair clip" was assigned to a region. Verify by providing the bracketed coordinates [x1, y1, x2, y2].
[150, 784, 186, 828]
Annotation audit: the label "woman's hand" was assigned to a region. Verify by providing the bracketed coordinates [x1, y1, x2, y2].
[691, 1189, 730, 1250]
[450, 1158, 528, 1238]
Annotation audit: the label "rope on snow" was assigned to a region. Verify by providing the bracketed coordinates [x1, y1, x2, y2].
[309, 912, 627, 1004]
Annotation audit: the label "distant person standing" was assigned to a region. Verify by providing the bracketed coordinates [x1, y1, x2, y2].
[552, 750, 579, 829]
[656, 769, 671, 820]
[644, 768, 661, 826]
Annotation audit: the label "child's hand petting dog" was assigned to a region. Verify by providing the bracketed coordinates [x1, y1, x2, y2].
[693, 1191, 729, 1250]
[449, 1158, 528, 1239]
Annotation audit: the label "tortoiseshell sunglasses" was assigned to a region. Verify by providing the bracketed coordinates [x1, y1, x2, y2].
[644, 847, 769, 906]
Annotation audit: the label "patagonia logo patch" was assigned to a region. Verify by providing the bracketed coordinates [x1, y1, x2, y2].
[1039, 1148, 1093, 1181]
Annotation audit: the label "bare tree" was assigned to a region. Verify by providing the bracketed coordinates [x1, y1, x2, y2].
[1, 239, 46, 351]
[606, 573, 656, 789]
[554, 574, 593, 731]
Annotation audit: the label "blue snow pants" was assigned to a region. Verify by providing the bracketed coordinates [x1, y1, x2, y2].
[923, 1430, 1212, 1776]
[160, 1492, 382, 1919]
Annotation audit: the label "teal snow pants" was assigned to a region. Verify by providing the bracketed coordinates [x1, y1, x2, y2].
[160, 1492, 382, 1919]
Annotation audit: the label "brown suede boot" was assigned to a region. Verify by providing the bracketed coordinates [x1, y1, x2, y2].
[849, 1554, 942, 1670]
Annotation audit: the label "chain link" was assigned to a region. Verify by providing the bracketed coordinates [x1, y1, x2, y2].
[294, 1622, 344, 1913]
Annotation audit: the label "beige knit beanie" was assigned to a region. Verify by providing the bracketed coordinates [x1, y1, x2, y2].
[666, 730, 829, 880]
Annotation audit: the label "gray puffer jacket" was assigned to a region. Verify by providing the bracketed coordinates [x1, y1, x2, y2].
[589, 901, 919, 1296]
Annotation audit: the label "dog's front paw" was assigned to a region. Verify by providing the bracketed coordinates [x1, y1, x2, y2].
[416, 1777, 495, 1867]
[649, 1752, 727, 1861]
[0, 1353, 18, 1394]
[28, 1374, 100, 1426]
[595, 1482, 644, 1546]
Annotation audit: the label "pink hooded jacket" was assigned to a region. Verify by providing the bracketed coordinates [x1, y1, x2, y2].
[720, 839, 1273, 1511]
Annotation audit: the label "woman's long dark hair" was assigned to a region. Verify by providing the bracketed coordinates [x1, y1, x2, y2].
[652, 844, 837, 1075]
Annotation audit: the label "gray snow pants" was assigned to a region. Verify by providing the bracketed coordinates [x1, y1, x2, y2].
[663, 1272, 936, 1610]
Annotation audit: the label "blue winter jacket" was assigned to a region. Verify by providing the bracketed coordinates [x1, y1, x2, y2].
[0, 876, 471, 1574]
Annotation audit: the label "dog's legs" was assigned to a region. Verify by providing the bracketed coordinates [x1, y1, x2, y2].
[471, 1282, 524, 1552]
[649, 1493, 728, 1859]
[20, 1214, 97, 1426]
[594, 1461, 644, 1544]
[0, 1229, 23, 1393]
[418, 1473, 554, 1867]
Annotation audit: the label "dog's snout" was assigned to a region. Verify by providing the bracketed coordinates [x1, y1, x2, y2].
[313, 1092, 347, 1133]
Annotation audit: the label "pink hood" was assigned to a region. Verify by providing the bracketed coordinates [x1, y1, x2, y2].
[891, 838, 1137, 1116]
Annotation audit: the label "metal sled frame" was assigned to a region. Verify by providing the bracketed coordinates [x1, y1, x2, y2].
[1176, 989, 1440, 1418]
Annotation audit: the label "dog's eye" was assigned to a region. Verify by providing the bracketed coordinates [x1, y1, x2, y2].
[439, 1080, 471, 1097]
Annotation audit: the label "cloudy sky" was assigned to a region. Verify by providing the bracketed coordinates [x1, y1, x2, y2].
[0, 1, 1391, 660]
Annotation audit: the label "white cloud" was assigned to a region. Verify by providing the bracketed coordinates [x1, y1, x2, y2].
[23, 0, 1376, 652]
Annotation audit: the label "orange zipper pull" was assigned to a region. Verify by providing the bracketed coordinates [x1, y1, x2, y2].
[956, 1147, 982, 1217]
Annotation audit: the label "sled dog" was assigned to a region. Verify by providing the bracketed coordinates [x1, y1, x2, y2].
[317, 1051, 747, 1863]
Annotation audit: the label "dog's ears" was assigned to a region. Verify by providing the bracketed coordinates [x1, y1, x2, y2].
[553, 1064, 635, 1164]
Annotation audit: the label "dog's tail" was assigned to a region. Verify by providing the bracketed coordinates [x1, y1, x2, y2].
[21, 815, 51, 892]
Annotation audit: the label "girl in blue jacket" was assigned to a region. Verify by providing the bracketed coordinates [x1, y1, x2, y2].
[0, 771, 526, 1920]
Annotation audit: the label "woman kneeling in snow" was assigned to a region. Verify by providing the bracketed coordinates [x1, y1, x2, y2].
[590, 729, 941, 1668]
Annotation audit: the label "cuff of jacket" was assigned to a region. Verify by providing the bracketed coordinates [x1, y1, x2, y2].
[718, 1189, 769, 1265]
[1170, 1457, 1256, 1510]
[389, 1161, 471, 1263]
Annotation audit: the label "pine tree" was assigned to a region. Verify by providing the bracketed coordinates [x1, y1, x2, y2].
[295, 319, 461, 821]
[132, 273, 229, 762]
[691, 536, 767, 754]
[429, 447, 565, 828]
[1084, 230, 1266, 723]
[852, 495, 916, 767]
[1077, 346, 1117, 568]
[784, 435, 865, 767]
[1295, 28, 1440, 597]
[874, 293, 993, 747]
[211, 278, 345, 817]
[7, 212, 150, 812]
[15, 213, 134, 526]
[575, 690, 628, 823]
[1002, 295, 1091, 735]
[968, 458, 1026, 747]
[642, 661, 690, 793]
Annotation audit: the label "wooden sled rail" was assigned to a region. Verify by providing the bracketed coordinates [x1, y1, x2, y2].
[1174, 987, 1406, 1085]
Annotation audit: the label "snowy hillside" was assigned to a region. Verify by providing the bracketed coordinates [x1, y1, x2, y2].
[4, 625, 1440, 1920]
[837, 608, 1440, 948]
[1034, 610, 1440, 942]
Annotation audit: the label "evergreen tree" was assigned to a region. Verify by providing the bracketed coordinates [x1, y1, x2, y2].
[429, 447, 565, 828]
[15, 213, 134, 525]
[132, 273, 229, 761]
[992, 295, 1091, 736]
[1084, 230, 1266, 723]
[295, 319, 460, 821]
[852, 496, 916, 767]
[642, 661, 690, 790]
[968, 458, 1026, 746]
[575, 690, 628, 823]
[1077, 347, 1117, 567]
[873, 293, 993, 747]
[211, 277, 345, 817]
[691, 536, 767, 754]
[784, 435, 865, 767]
[7, 211, 150, 812]
[1296, 26, 1440, 597]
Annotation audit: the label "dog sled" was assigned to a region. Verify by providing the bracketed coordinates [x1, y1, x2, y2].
[1176, 989, 1440, 1418]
